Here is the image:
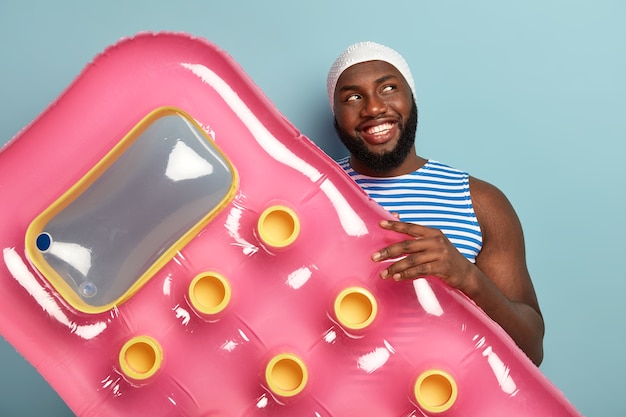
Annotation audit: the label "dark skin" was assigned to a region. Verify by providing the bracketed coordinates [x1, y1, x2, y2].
[333, 60, 545, 366]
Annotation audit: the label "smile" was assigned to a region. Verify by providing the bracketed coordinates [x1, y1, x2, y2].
[365, 122, 395, 136]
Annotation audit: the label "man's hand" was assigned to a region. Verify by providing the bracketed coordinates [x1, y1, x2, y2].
[371, 220, 474, 294]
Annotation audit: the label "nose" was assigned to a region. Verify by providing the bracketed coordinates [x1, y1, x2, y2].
[361, 94, 387, 117]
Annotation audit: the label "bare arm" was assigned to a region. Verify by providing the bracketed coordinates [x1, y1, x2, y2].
[371, 177, 544, 365]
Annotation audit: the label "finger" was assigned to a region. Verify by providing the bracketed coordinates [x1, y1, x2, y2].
[379, 220, 429, 237]
[380, 250, 438, 278]
[382, 258, 435, 281]
[393, 252, 428, 276]
[371, 238, 423, 261]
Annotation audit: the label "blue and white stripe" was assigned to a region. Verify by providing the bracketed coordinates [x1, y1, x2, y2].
[337, 158, 483, 263]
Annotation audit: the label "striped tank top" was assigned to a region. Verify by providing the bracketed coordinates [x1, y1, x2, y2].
[337, 158, 483, 263]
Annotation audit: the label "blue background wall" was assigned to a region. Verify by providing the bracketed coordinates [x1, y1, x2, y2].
[0, 1, 624, 415]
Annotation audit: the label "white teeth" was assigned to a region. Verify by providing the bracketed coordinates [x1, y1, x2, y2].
[367, 123, 393, 135]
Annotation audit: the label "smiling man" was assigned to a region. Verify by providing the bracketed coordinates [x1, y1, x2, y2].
[327, 42, 545, 366]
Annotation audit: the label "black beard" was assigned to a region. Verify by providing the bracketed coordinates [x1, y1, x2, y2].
[334, 101, 418, 175]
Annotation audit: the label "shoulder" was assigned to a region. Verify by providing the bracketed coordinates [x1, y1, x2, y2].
[468, 176, 523, 243]
[469, 176, 514, 212]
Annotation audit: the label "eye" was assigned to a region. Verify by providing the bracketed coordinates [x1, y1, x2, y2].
[381, 84, 397, 93]
[345, 93, 361, 103]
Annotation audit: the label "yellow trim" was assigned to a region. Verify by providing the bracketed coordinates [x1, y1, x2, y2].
[256, 205, 300, 249]
[119, 335, 163, 381]
[24, 107, 239, 314]
[265, 353, 308, 398]
[334, 286, 378, 330]
[188, 272, 232, 316]
[413, 369, 458, 413]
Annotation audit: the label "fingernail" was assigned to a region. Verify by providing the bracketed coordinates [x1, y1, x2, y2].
[371, 252, 381, 261]
[380, 269, 388, 279]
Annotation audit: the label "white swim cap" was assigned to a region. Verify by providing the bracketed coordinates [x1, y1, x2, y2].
[327, 41, 416, 113]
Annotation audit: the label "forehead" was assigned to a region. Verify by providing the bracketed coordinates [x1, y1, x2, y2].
[336, 60, 406, 89]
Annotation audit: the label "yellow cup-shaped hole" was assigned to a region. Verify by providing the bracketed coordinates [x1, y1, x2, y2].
[257, 205, 300, 249]
[265, 353, 308, 398]
[414, 369, 458, 413]
[119, 336, 163, 381]
[334, 287, 377, 330]
[188, 272, 231, 316]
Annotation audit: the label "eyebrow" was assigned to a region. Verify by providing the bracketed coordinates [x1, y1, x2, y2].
[338, 74, 399, 93]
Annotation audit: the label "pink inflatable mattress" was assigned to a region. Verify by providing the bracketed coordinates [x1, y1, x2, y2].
[0, 32, 581, 416]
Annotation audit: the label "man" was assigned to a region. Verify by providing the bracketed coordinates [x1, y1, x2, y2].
[327, 42, 544, 366]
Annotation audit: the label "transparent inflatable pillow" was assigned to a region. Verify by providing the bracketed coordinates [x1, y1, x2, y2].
[25, 107, 238, 314]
